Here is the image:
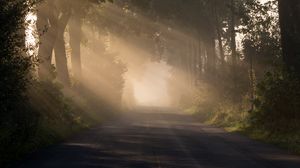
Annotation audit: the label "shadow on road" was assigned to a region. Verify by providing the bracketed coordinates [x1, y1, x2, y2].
[16, 107, 300, 168]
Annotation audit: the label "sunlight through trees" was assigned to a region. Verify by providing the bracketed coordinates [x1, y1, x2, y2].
[2, 0, 300, 167]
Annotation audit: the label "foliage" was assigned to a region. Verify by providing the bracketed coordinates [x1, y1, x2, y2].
[0, 1, 38, 166]
[189, 0, 282, 127]
[0, 0, 36, 127]
[251, 69, 300, 132]
[241, 128, 300, 154]
[189, 64, 251, 126]
[241, 0, 281, 71]
[0, 78, 96, 167]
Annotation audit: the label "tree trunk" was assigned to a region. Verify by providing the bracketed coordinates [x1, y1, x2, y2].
[54, 12, 71, 86]
[216, 23, 225, 68]
[195, 39, 201, 84]
[214, 1, 225, 68]
[230, 0, 237, 86]
[69, 16, 83, 81]
[278, 0, 300, 75]
[205, 35, 216, 78]
[197, 39, 203, 79]
[191, 39, 197, 86]
[249, 52, 255, 112]
[186, 39, 192, 87]
[37, 1, 58, 80]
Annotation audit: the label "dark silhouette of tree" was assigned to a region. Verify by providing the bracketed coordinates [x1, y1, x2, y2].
[278, 0, 300, 76]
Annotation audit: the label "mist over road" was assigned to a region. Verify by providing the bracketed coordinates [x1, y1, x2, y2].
[17, 108, 300, 168]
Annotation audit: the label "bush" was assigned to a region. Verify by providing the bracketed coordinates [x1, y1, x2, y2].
[0, 79, 94, 167]
[251, 69, 300, 132]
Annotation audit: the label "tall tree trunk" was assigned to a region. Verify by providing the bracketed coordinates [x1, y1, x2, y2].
[37, 1, 58, 80]
[205, 35, 216, 78]
[195, 38, 201, 84]
[230, 0, 237, 86]
[214, 1, 225, 68]
[186, 39, 192, 86]
[203, 44, 208, 75]
[202, 1, 217, 79]
[278, 0, 300, 75]
[185, 39, 191, 87]
[191, 39, 197, 86]
[244, 40, 256, 112]
[249, 49, 254, 112]
[216, 23, 225, 67]
[197, 38, 203, 79]
[54, 12, 71, 86]
[69, 16, 83, 81]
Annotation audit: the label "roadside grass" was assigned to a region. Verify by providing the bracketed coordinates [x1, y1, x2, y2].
[191, 105, 300, 155]
[225, 125, 300, 155]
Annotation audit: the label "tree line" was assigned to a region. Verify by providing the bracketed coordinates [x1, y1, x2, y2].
[118, 0, 300, 132]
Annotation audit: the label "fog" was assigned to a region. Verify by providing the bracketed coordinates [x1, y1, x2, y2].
[132, 61, 171, 106]
[26, 0, 253, 112]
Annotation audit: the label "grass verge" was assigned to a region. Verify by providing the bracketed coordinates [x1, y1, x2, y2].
[225, 125, 300, 155]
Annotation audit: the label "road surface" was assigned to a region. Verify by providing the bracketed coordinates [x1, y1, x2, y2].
[16, 108, 300, 168]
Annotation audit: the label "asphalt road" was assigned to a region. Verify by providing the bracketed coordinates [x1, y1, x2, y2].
[16, 108, 300, 168]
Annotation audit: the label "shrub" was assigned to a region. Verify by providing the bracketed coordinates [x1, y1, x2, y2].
[251, 69, 300, 132]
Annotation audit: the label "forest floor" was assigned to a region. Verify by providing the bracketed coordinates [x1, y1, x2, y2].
[14, 107, 300, 168]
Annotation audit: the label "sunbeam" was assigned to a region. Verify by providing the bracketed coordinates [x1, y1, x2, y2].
[4, 1, 300, 167]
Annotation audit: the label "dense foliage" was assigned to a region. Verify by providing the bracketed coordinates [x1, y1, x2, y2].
[253, 70, 300, 131]
[0, 0, 34, 126]
[0, 1, 38, 165]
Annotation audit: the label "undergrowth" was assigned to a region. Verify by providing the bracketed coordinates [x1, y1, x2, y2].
[186, 69, 300, 155]
[0, 80, 107, 167]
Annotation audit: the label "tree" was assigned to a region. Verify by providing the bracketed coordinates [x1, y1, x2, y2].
[0, 1, 39, 165]
[37, 0, 113, 86]
[230, 0, 237, 86]
[0, 0, 36, 120]
[278, 0, 300, 76]
[53, 7, 71, 86]
[37, 0, 71, 85]
[36, 0, 58, 81]
[69, 15, 83, 81]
